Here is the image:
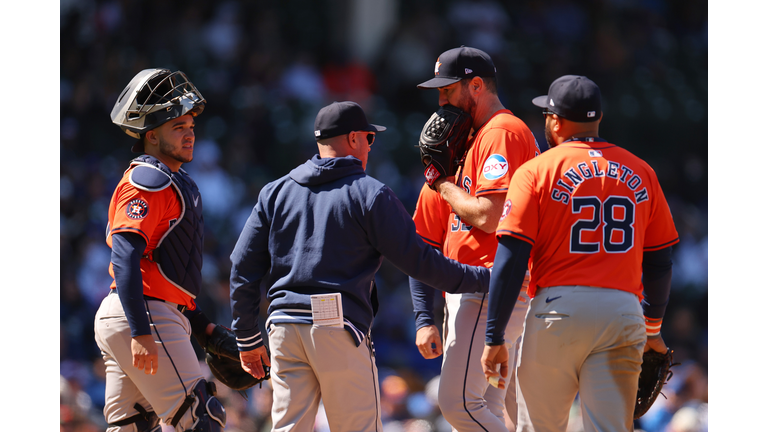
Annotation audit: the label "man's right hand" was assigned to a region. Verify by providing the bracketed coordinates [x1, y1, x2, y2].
[132, 334, 159, 375]
[481, 345, 508, 389]
[415, 325, 443, 359]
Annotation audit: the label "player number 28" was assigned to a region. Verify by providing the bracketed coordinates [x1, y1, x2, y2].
[570, 196, 635, 253]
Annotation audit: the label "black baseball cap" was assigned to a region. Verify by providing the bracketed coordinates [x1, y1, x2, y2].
[417, 46, 496, 89]
[314, 101, 386, 140]
[532, 75, 602, 122]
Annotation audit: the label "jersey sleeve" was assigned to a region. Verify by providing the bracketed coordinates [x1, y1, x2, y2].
[230, 190, 273, 351]
[366, 186, 488, 295]
[411, 183, 449, 249]
[643, 176, 680, 251]
[109, 182, 175, 246]
[496, 166, 539, 246]
[474, 124, 534, 196]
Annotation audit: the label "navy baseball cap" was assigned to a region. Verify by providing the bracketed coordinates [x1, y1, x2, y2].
[417, 46, 496, 89]
[533, 75, 602, 122]
[314, 101, 386, 140]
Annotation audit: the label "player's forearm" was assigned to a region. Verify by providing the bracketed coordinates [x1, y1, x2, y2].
[485, 236, 532, 345]
[641, 247, 673, 336]
[111, 232, 152, 337]
[435, 179, 502, 232]
[409, 276, 437, 329]
[184, 308, 216, 340]
[229, 265, 265, 350]
[229, 208, 271, 347]
[401, 242, 489, 294]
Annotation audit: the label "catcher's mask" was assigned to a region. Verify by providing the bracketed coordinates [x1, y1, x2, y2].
[111, 68, 206, 152]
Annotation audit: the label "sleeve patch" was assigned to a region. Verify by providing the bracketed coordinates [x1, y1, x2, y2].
[482, 154, 509, 180]
[126, 199, 149, 219]
[129, 165, 172, 191]
[500, 199, 512, 222]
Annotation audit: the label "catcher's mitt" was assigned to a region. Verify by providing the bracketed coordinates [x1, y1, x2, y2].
[192, 324, 240, 362]
[418, 104, 473, 189]
[206, 353, 269, 391]
[634, 348, 678, 419]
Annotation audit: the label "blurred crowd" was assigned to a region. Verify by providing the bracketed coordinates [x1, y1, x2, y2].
[60, 0, 707, 431]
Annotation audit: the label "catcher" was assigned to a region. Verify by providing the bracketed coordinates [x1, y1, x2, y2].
[94, 68, 265, 432]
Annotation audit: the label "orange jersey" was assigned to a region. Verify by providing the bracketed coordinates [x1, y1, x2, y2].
[496, 138, 679, 298]
[106, 166, 195, 309]
[413, 110, 540, 267]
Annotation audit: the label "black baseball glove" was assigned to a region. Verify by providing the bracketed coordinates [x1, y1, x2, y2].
[206, 353, 270, 391]
[634, 348, 678, 419]
[186, 308, 241, 362]
[418, 104, 473, 189]
[193, 324, 241, 362]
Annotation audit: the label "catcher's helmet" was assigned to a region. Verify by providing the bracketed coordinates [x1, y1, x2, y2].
[111, 68, 206, 152]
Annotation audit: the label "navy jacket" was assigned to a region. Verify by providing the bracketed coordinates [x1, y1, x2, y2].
[230, 155, 489, 349]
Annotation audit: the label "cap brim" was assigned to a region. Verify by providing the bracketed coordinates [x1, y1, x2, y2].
[368, 124, 387, 132]
[417, 76, 462, 89]
[532, 95, 549, 108]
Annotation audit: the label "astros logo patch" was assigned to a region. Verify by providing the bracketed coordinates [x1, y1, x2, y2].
[126, 199, 149, 219]
[500, 199, 512, 222]
[482, 154, 508, 180]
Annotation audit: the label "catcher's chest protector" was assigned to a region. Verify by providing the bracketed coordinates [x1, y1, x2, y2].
[132, 155, 204, 298]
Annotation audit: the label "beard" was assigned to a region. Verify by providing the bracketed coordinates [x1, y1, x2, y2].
[456, 83, 477, 118]
[159, 136, 193, 164]
[544, 120, 556, 149]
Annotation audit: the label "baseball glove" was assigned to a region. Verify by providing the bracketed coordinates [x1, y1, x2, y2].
[634, 348, 678, 419]
[418, 104, 473, 189]
[205, 353, 270, 391]
[192, 324, 241, 362]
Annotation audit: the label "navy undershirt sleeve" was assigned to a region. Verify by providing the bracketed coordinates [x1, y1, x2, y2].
[641, 246, 673, 319]
[111, 232, 152, 337]
[486, 236, 532, 345]
[409, 276, 437, 330]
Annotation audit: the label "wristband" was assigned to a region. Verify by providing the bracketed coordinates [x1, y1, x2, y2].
[644, 316, 662, 336]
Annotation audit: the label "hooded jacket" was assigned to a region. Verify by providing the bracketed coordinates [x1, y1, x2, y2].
[230, 155, 488, 348]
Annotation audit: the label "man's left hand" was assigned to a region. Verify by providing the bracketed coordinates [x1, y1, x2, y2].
[240, 346, 271, 380]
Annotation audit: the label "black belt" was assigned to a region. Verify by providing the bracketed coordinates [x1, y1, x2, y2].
[109, 290, 188, 313]
[143, 294, 188, 313]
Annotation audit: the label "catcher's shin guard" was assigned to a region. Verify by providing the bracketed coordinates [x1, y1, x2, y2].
[170, 379, 226, 431]
[107, 403, 161, 431]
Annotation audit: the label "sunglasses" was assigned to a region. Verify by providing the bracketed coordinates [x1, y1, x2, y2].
[356, 131, 375, 146]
